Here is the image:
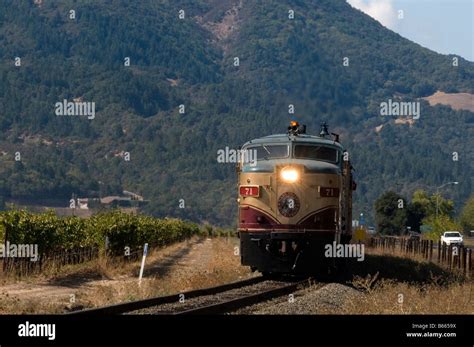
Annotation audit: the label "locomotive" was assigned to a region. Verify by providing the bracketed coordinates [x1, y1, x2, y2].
[237, 121, 355, 274]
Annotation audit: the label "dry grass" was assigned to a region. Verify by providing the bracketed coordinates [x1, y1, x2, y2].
[423, 91, 474, 112]
[0, 238, 198, 285]
[2, 237, 471, 315]
[340, 277, 473, 314]
[0, 292, 66, 314]
[0, 237, 253, 314]
[463, 237, 474, 248]
[80, 237, 252, 307]
[335, 249, 474, 314]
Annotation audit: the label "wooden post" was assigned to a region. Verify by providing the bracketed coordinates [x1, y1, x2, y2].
[429, 240, 433, 262]
[3, 225, 8, 273]
[458, 246, 462, 270]
[469, 249, 472, 276]
[441, 243, 445, 263]
[448, 245, 452, 268]
[462, 247, 467, 275]
[437, 241, 441, 263]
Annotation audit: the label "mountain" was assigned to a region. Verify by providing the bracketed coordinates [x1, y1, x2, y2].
[0, 0, 473, 225]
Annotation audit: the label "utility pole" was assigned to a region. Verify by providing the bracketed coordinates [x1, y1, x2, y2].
[435, 182, 458, 219]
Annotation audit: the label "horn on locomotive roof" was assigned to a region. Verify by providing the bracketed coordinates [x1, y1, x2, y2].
[319, 122, 330, 137]
[288, 120, 306, 136]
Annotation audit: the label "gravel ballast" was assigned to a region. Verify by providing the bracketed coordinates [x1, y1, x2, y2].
[234, 283, 362, 314]
[129, 280, 289, 314]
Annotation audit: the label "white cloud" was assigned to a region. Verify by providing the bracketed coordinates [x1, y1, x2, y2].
[347, 0, 398, 30]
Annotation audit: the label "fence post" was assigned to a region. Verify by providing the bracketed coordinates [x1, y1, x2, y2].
[458, 246, 462, 270]
[438, 242, 441, 263]
[429, 240, 433, 262]
[138, 243, 149, 287]
[449, 245, 453, 268]
[469, 249, 472, 276]
[459, 246, 462, 269]
[462, 247, 467, 275]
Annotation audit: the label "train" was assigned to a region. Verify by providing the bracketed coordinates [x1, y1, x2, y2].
[237, 121, 355, 275]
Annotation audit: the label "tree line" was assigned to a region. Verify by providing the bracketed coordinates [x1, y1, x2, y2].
[374, 190, 474, 239]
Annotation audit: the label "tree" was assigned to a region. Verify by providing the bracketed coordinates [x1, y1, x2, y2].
[412, 189, 454, 218]
[406, 201, 425, 232]
[374, 191, 407, 235]
[422, 215, 462, 240]
[460, 195, 474, 232]
[411, 189, 432, 216]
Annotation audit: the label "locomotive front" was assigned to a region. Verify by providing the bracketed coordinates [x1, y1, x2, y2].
[237, 122, 354, 274]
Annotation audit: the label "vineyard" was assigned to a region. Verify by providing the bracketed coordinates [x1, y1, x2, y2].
[0, 210, 201, 274]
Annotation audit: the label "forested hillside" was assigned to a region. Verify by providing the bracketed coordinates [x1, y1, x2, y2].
[0, 0, 472, 225]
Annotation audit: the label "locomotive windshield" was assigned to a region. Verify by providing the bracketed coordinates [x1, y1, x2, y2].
[294, 145, 338, 163]
[246, 144, 289, 160]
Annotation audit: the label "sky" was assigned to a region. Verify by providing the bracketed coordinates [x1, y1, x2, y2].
[347, 0, 474, 61]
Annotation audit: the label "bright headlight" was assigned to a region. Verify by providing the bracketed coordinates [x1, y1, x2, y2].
[280, 167, 299, 183]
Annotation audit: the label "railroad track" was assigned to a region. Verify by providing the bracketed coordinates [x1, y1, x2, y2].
[68, 276, 313, 315]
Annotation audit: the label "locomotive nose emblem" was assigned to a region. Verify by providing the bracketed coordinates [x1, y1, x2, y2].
[278, 192, 300, 217]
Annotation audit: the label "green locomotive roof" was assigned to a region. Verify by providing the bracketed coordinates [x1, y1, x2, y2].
[242, 133, 345, 150]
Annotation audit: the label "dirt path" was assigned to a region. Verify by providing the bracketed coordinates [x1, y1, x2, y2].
[0, 237, 252, 313]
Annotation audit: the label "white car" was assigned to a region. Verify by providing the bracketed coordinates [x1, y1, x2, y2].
[440, 231, 463, 246]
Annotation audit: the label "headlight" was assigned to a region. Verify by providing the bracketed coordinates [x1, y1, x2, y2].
[280, 167, 299, 183]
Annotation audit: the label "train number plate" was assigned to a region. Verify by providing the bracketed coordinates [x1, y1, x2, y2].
[240, 185, 260, 197]
[319, 187, 339, 197]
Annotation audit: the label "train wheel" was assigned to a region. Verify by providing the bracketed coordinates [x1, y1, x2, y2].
[262, 271, 274, 279]
[334, 257, 352, 281]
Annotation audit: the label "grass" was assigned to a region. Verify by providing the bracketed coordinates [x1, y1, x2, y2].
[342, 275, 473, 314]
[0, 236, 253, 314]
[0, 237, 471, 314]
[463, 236, 474, 248]
[333, 248, 473, 314]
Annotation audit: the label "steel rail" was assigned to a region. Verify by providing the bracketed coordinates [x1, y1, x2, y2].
[68, 276, 266, 315]
[175, 278, 311, 315]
